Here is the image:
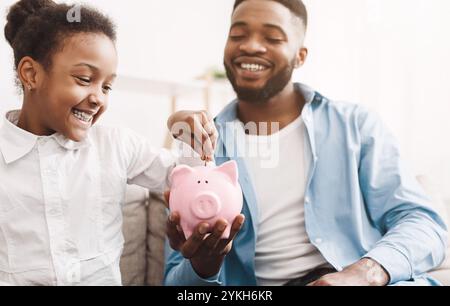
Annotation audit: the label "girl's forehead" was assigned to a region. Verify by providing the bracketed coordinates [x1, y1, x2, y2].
[55, 33, 118, 74]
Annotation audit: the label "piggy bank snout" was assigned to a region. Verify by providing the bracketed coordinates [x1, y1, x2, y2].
[190, 192, 222, 220]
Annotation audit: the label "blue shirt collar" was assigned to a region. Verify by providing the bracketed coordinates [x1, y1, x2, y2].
[215, 82, 319, 125]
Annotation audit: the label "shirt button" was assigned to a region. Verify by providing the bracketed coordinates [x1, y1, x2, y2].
[304, 197, 311, 204]
[315, 238, 323, 245]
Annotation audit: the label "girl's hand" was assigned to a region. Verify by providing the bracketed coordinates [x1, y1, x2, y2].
[167, 110, 218, 161]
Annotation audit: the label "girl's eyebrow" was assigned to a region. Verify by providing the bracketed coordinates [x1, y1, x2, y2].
[73, 63, 117, 78]
[73, 63, 98, 71]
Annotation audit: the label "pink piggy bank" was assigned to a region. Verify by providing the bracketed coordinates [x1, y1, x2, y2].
[169, 160, 243, 239]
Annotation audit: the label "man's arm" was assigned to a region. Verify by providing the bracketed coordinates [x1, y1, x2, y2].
[357, 107, 448, 284]
[311, 107, 447, 286]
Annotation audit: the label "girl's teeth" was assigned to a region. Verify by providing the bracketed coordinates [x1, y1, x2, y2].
[72, 109, 93, 123]
[240, 63, 266, 72]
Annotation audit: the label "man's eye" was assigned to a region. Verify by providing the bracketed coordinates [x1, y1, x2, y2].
[103, 85, 113, 93]
[267, 38, 283, 43]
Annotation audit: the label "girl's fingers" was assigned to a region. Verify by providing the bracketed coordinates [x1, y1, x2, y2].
[171, 111, 216, 160]
[191, 117, 214, 160]
[203, 121, 215, 136]
[199, 112, 217, 159]
[202, 131, 214, 159]
[210, 129, 218, 155]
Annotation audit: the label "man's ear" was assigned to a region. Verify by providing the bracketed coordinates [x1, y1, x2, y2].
[17, 56, 42, 92]
[295, 47, 308, 68]
[170, 165, 195, 188]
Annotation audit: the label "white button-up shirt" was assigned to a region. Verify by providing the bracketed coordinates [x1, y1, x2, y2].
[0, 110, 184, 286]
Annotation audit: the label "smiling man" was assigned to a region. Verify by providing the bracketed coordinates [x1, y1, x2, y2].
[165, 0, 448, 286]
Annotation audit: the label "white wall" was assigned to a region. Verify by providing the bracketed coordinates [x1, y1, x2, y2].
[1, 0, 449, 204]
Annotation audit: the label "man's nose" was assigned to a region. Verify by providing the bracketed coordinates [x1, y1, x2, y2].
[239, 37, 267, 54]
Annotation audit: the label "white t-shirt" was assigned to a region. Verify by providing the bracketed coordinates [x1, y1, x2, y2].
[236, 116, 330, 286]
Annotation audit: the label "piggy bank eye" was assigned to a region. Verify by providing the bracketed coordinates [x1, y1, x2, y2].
[197, 181, 201, 184]
[205, 181, 209, 184]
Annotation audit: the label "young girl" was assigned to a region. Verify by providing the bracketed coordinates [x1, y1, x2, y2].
[0, 0, 216, 285]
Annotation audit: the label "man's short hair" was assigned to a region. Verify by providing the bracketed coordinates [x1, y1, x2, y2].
[233, 0, 308, 29]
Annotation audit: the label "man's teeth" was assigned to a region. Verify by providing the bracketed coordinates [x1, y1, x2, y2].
[72, 109, 93, 123]
[240, 63, 267, 72]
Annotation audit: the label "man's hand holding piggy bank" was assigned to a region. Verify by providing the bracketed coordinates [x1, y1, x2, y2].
[164, 161, 245, 279]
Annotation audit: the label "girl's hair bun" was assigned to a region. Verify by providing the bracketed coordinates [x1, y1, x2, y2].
[4, 0, 55, 45]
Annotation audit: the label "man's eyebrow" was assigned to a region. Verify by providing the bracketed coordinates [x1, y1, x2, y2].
[230, 21, 248, 30]
[230, 21, 287, 37]
[263, 24, 287, 37]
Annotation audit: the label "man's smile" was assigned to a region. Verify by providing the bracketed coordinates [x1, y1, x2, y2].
[233, 57, 272, 80]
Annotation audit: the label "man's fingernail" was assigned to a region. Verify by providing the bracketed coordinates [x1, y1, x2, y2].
[199, 224, 208, 234]
[219, 223, 227, 231]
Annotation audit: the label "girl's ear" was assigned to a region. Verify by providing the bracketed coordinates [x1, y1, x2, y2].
[17, 56, 42, 92]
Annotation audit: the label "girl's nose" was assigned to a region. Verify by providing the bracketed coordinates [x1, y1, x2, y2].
[88, 93, 103, 107]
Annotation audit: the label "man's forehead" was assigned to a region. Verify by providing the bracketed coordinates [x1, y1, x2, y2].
[231, 0, 304, 33]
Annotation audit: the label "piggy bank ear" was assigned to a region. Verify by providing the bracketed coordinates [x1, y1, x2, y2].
[170, 165, 194, 188]
[214, 160, 239, 185]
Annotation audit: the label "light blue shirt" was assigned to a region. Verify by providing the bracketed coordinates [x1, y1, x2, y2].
[165, 83, 448, 286]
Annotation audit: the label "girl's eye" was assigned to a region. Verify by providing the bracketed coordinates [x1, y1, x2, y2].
[76, 76, 91, 84]
[103, 85, 113, 93]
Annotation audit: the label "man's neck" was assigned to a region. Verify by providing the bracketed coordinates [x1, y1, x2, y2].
[237, 83, 305, 135]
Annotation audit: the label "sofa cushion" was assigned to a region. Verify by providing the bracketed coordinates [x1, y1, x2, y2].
[120, 185, 149, 286]
[145, 193, 168, 286]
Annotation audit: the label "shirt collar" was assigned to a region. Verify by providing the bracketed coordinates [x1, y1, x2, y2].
[0, 110, 92, 164]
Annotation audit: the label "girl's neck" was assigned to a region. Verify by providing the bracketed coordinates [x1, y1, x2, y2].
[17, 102, 53, 137]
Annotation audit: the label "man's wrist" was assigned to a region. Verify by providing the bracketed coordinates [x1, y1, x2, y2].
[356, 258, 390, 286]
[190, 256, 224, 279]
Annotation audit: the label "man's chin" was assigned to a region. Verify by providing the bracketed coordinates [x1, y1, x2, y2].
[235, 88, 270, 104]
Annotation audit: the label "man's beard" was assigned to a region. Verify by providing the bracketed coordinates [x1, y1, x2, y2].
[224, 58, 296, 104]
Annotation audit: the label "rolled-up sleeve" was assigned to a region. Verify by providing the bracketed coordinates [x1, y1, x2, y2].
[357, 107, 448, 284]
